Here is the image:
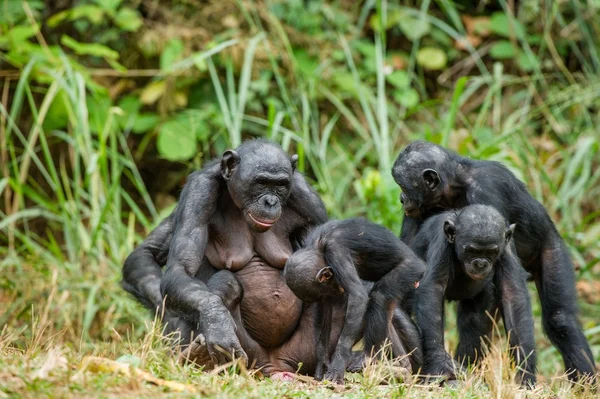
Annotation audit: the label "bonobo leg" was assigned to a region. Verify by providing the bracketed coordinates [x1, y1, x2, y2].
[498, 251, 537, 388]
[455, 285, 495, 367]
[535, 238, 595, 381]
[391, 307, 423, 372]
[364, 259, 424, 360]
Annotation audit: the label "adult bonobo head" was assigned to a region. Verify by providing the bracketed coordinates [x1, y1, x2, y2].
[445, 205, 515, 280]
[284, 248, 344, 302]
[392, 141, 457, 218]
[221, 139, 298, 232]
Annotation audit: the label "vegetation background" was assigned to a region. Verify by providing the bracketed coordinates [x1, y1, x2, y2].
[1, 0, 599, 397]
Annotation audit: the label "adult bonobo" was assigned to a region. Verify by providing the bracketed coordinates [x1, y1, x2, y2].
[392, 140, 596, 381]
[413, 205, 536, 387]
[122, 139, 330, 377]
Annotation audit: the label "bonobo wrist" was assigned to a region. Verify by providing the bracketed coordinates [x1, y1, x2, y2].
[198, 294, 232, 329]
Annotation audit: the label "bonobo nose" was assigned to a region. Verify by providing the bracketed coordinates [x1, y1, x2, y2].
[263, 195, 278, 207]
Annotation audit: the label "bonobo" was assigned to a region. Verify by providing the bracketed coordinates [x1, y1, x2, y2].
[122, 139, 333, 376]
[284, 218, 425, 384]
[392, 140, 596, 381]
[413, 205, 536, 387]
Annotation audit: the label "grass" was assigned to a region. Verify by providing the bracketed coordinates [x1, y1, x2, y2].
[1, 0, 600, 397]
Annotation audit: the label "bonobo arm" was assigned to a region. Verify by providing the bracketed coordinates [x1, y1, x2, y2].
[416, 237, 454, 379]
[288, 172, 328, 249]
[122, 213, 174, 311]
[400, 215, 421, 247]
[497, 246, 537, 387]
[324, 250, 369, 384]
[160, 171, 247, 365]
[315, 301, 333, 381]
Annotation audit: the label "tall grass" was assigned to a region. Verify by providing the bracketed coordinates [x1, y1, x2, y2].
[0, 0, 599, 396]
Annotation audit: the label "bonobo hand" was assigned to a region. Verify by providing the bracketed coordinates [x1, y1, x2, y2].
[314, 359, 328, 381]
[200, 296, 248, 366]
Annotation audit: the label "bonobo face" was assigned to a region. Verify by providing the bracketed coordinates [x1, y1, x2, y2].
[392, 141, 447, 218]
[221, 143, 297, 232]
[284, 249, 344, 302]
[444, 205, 515, 280]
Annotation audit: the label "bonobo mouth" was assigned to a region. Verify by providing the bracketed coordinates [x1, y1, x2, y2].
[247, 212, 277, 228]
[466, 269, 491, 281]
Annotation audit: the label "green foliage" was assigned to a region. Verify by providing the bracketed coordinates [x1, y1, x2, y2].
[1, 1, 600, 391]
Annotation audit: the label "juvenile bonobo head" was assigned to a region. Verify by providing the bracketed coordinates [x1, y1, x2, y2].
[284, 248, 344, 302]
[444, 205, 515, 280]
[391, 141, 452, 218]
[221, 140, 298, 232]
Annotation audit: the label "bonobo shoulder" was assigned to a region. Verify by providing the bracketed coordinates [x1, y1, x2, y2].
[174, 163, 222, 223]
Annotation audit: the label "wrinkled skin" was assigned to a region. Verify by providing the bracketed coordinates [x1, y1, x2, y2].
[392, 140, 595, 382]
[284, 218, 425, 384]
[123, 139, 336, 376]
[412, 205, 536, 388]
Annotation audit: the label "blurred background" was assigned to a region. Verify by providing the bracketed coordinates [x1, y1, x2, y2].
[0, 0, 599, 387]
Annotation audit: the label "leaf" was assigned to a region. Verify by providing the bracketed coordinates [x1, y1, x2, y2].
[160, 39, 184, 71]
[293, 48, 320, 77]
[61, 35, 119, 59]
[132, 114, 161, 134]
[394, 88, 420, 108]
[386, 70, 410, 89]
[416, 47, 447, 70]
[114, 8, 142, 32]
[140, 81, 166, 104]
[489, 12, 526, 38]
[8, 25, 39, 44]
[490, 40, 517, 59]
[398, 15, 430, 41]
[516, 52, 539, 72]
[94, 0, 122, 14]
[157, 119, 198, 161]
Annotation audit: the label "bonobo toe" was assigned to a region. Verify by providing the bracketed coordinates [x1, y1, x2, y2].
[324, 369, 345, 385]
[179, 334, 215, 369]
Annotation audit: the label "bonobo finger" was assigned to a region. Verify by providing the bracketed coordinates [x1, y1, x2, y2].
[233, 346, 248, 367]
[210, 345, 230, 365]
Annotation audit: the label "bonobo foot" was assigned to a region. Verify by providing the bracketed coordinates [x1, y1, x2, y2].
[179, 334, 215, 369]
[346, 351, 366, 373]
[323, 368, 345, 385]
[421, 352, 463, 384]
[179, 331, 248, 370]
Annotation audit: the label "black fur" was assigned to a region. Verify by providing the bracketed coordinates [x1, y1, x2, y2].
[393, 140, 596, 381]
[413, 205, 536, 387]
[284, 218, 425, 384]
[122, 139, 327, 366]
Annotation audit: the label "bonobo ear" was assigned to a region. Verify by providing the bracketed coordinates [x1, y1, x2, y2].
[316, 266, 334, 283]
[505, 223, 516, 243]
[422, 168, 441, 191]
[444, 220, 456, 243]
[290, 154, 298, 171]
[221, 150, 240, 181]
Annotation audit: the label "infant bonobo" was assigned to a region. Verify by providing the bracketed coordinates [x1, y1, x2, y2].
[284, 218, 426, 384]
[412, 205, 536, 387]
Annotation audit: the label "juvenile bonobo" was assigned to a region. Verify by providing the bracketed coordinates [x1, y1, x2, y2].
[413, 205, 536, 387]
[122, 139, 334, 376]
[284, 218, 425, 384]
[392, 140, 596, 381]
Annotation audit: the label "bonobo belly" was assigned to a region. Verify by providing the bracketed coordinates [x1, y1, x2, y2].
[235, 258, 303, 348]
